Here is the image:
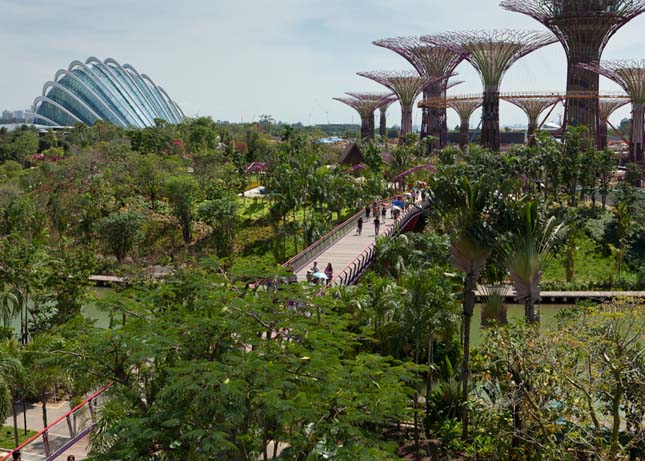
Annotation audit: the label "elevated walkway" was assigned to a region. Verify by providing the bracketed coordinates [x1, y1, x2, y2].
[285, 199, 429, 286]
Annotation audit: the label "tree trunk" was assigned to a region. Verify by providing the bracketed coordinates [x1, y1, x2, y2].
[360, 115, 370, 140]
[425, 333, 434, 438]
[481, 85, 500, 151]
[565, 51, 600, 143]
[41, 391, 48, 429]
[400, 106, 413, 141]
[379, 107, 387, 138]
[12, 400, 19, 448]
[630, 103, 644, 164]
[461, 273, 476, 440]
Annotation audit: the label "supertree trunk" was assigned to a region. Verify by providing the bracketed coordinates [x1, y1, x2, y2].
[360, 115, 370, 140]
[368, 113, 376, 139]
[440, 105, 449, 149]
[401, 105, 413, 141]
[459, 118, 470, 149]
[631, 103, 644, 163]
[481, 84, 500, 151]
[421, 89, 431, 139]
[379, 108, 387, 137]
[566, 53, 599, 140]
[598, 121, 609, 150]
[426, 82, 445, 151]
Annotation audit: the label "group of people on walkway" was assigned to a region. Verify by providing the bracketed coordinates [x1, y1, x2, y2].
[306, 261, 333, 286]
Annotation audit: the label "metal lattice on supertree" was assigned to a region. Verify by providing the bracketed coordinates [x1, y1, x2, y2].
[420, 94, 484, 149]
[372, 37, 465, 147]
[580, 59, 645, 164]
[500, 0, 645, 141]
[423, 30, 557, 151]
[597, 95, 630, 149]
[333, 93, 393, 139]
[501, 93, 561, 138]
[345, 92, 396, 139]
[357, 71, 447, 141]
[375, 96, 398, 138]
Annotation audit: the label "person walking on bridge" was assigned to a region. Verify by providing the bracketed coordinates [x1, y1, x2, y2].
[374, 216, 380, 236]
[357, 217, 363, 235]
[365, 205, 371, 222]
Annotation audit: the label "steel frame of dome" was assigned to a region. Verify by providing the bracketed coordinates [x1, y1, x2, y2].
[32, 57, 184, 128]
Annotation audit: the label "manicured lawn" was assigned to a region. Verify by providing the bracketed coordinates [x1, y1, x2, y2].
[0, 425, 38, 450]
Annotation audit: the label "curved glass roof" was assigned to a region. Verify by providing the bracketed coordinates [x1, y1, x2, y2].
[33, 57, 185, 128]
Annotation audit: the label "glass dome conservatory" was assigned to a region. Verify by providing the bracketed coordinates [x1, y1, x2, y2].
[32, 57, 185, 128]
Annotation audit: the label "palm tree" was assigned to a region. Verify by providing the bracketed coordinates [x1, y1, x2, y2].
[0, 289, 19, 328]
[507, 201, 565, 324]
[0, 339, 25, 448]
[430, 176, 496, 439]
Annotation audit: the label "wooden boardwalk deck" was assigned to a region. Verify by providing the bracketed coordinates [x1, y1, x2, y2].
[295, 214, 398, 282]
[475, 288, 645, 303]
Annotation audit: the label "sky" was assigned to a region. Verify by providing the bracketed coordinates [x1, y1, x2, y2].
[2, 0, 645, 129]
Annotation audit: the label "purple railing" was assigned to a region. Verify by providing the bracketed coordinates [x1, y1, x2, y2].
[1, 385, 110, 461]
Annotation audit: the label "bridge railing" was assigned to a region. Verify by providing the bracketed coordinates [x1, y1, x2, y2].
[283, 199, 395, 272]
[1, 385, 110, 461]
[334, 201, 428, 286]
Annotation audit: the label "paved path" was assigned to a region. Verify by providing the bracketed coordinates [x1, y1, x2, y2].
[1, 400, 89, 460]
[295, 213, 398, 282]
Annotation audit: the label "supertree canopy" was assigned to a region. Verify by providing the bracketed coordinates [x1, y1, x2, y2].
[500, 92, 561, 138]
[597, 95, 630, 149]
[357, 71, 446, 140]
[420, 94, 483, 149]
[500, 0, 645, 139]
[333, 93, 393, 139]
[346, 92, 396, 139]
[580, 59, 645, 164]
[372, 37, 464, 147]
[423, 30, 557, 151]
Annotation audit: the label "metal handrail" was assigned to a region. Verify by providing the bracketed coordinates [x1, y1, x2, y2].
[283, 199, 392, 272]
[1, 384, 110, 461]
[333, 201, 428, 286]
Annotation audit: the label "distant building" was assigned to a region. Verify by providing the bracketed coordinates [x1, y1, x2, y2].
[31, 57, 185, 128]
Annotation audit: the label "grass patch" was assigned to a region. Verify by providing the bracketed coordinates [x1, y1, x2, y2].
[544, 233, 618, 283]
[0, 425, 38, 450]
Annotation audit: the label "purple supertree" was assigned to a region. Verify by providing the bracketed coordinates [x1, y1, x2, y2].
[376, 97, 397, 138]
[372, 37, 464, 148]
[357, 71, 447, 142]
[596, 95, 630, 150]
[580, 60, 645, 165]
[423, 30, 557, 151]
[333, 93, 393, 139]
[420, 94, 483, 149]
[500, 0, 645, 141]
[500, 92, 561, 139]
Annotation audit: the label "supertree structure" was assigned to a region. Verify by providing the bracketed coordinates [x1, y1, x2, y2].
[580, 60, 645, 164]
[423, 30, 557, 151]
[448, 95, 484, 149]
[500, 92, 561, 139]
[372, 37, 464, 147]
[500, 0, 645, 139]
[376, 97, 397, 138]
[597, 95, 630, 149]
[333, 93, 392, 139]
[345, 92, 396, 139]
[357, 71, 446, 141]
[421, 94, 483, 149]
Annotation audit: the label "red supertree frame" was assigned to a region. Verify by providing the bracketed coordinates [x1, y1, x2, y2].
[500, 0, 645, 143]
[423, 30, 557, 151]
[333, 93, 393, 139]
[419, 94, 482, 149]
[372, 37, 464, 148]
[597, 95, 630, 150]
[580, 60, 645, 166]
[357, 71, 447, 142]
[500, 92, 561, 140]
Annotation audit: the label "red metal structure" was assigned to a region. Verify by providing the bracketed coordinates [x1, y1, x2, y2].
[500, 0, 645, 143]
[423, 30, 557, 151]
[333, 93, 393, 139]
[501, 92, 561, 140]
[598, 96, 630, 149]
[580, 60, 645, 166]
[357, 71, 448, 142]
[372, 37, 465, 148]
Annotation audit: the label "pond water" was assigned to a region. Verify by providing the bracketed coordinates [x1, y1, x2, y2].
[471, 304, 570, 347]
